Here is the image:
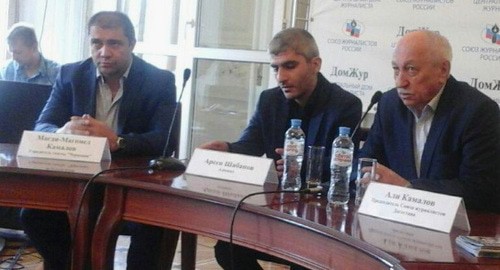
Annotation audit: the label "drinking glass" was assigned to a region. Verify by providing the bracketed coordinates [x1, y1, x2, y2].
[355, 158, 377, 205]
[305, 146, 325, 189]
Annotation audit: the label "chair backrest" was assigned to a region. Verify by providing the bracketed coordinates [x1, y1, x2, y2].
[0, 81, 52, 144]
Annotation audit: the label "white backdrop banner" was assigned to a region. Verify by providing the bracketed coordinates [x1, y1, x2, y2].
[309, 0, 500, 111]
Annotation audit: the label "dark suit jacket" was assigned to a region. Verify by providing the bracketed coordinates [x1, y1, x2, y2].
[35, 56, 177, 157]
[230, 73, 362, 182]
[361, 76, 500, 212]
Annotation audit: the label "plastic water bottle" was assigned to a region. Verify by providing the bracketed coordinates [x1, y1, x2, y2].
[328, 127, 353, 205]
[281, 119, 305, 191]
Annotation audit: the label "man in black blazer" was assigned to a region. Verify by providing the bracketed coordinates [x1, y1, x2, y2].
[200, 28, 361, 187]
[20, 11, 177, 269]
[361, 30, 500, 213]
[200, 28, 361, 270]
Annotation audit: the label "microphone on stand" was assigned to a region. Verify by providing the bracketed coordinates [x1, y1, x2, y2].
[149, 68, 191, 171]
[350, 91, 382, 139]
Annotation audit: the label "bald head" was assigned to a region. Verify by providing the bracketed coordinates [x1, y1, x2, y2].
[392, 30, 453, 115]
[395, 30, 452, 69]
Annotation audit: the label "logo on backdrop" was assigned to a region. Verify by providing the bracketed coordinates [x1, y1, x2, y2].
[335, 0, 379, 9]
[472, 1, 500, 12]
[392, 26, 439, 47]
[344, 19, 363, 38]
[326, 19, 377, 52]
[330, 66, 369, 81]
[483, 24, 500, 45]
[462, 24, 500, 62]
[329, 66, 373, 97]
[470, 78, 500, 91]
[471, 78, 500, 106]
[396, 26, 439, 37]
[394, 0, 454, 11]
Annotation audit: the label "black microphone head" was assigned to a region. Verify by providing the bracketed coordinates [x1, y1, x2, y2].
[149, 157, 186, 171]
[371, 91, 383, 105]
[182, 68, 192, 90]
[183, 68, 191, 82]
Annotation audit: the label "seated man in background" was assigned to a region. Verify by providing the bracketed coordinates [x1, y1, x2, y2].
[0, 22, 60, 236]
[361, 30, 500, 213]
[199, 28, 361, 270]
[20, 11, 177, 269]
[0, 22, 59, 85]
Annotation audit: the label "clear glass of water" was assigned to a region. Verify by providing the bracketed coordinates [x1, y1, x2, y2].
[305, 146, 325, 189]
[355, 158, 377, 205]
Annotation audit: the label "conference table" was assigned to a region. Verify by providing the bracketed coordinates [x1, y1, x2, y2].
[0, 143, 152, 270]
[0, 143, 101, 270]
[1, 143, 498, 269]
[91, 167, 500, 269]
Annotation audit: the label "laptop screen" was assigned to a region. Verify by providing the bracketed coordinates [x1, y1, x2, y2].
[0, 80, 52, 144]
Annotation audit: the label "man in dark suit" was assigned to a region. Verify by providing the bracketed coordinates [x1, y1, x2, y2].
[361, 30, 500, 213]
[20, 11, 177, 269]
[200, 28, 361, 270]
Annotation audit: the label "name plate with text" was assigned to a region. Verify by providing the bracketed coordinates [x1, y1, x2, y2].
[354, 214, 454, 261]
[17, 131, 111, 163]
[358, 182, 470, 233]
[186, 148, 278, 186]
[180, 174, 268, 205]
[16, 156, 111, 175]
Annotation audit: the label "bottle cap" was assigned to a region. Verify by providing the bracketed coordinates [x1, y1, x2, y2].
[339, 126, 350, 136]
[290, 119, 302, 127]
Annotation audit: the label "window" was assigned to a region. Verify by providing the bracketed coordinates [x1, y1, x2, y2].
[0, 1, 9, 63]
[1, 0, 310, 159]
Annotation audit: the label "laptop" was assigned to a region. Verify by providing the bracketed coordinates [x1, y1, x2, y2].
[0, 80, 52, 144]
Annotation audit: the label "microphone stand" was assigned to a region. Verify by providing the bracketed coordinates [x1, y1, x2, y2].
[351, 91, 382, 139]
[149, 69, 191, 171]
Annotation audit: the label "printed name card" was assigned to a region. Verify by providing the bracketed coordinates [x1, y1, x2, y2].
[358, 182, 470, 233]
[180, 174, 268, 205]
[186, 148, 278, 186]
[17, 131, 111, 163]
[16, 156, 111, 175]
[354, 213, 454, 261]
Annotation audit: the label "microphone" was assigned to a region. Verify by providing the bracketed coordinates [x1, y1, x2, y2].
[149, 68, 191, 171]
[301, 186, 323, 194]
[351, 91, 382, 139]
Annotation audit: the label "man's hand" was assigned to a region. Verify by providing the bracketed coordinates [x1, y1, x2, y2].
[56, 115, 91, 136]
[375, 163, 412, 187]
[275, 148, 284, 179]
[197, 140, 229, 152]
[57, 114, 119, 151]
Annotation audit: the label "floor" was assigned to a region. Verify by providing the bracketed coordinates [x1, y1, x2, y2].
[115, 235, 290, 270]
[0, 230, 290, 270]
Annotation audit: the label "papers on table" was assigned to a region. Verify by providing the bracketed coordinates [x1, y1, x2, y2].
[455, 235, 500, 258]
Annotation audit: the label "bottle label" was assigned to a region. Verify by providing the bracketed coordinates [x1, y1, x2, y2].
[332, 148, 353, 167]
[284, 140, 303, 156]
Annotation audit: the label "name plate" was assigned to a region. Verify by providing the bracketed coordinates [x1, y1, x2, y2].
[353, 213, 454, 261]
[186, 148, 278, 186]
[358, 182, 470, 233]
[17, 156, 111, 175]
[178, 174, 268, 205]
[17, 131, 111, 163]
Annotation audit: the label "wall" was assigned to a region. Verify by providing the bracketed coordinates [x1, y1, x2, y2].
[309, 0, 500, 116]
